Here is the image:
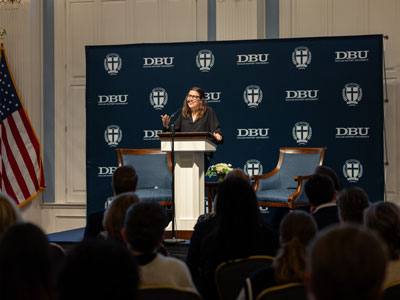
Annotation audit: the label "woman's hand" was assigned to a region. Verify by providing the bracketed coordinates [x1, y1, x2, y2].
[161, 114, 170, 129]
[213, 132, 222, 142]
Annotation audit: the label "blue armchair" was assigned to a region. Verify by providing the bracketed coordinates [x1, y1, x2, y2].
[252, 147, 327, 210]
[115, 148, 172, 206]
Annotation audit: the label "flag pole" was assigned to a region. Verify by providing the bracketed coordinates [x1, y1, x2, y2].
[0, 28, 6, 45]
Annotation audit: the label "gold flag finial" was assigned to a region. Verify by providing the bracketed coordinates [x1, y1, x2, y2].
[0, 28, 7, 45]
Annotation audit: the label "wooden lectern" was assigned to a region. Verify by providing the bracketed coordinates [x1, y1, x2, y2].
[158, 132, 217, 238]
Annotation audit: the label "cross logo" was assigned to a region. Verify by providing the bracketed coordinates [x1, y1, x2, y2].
[292, 46, 312, 69]
[104, 125, 122, 147]
[292, 121, 312, 145]
[342, 83, 363, 106]
[150, 88, 168, 110]
[196, 50, 215, 72]
[343, 159, 363, 182]
[243, 85, 263, 108]
[244, 159, 263, 177]
[104, 53, 122, 75]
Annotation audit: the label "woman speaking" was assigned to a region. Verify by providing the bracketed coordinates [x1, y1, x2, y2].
[161, 87, 223, 143]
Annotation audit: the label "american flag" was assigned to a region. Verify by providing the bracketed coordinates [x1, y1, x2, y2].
[0, 45, 45, 206]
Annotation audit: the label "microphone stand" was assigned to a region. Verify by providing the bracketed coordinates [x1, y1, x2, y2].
[164, 115, 185, 244]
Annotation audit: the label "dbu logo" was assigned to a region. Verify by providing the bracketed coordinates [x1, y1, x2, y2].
[243, 85, 263, 108]
[335, 50, 369, 62]
[104, 125, 122, 147]
[237, 54, 269, 65]
[343, 159, 363, 183]
[205, 92, 221, 103]
[237, 128, 270, 139]
[292, 122, 312, 145]
[285, 90, 319, 101]
[98, 167, 118, 177]
[244, 160, 263, 177]
[342, 83, 362, 106]
[98, 94, 128, 105]
[150, 88, 168, 110]
[143, 130, 162, 140]
[143, 57, 174, 68]
[104, 53, 122, 75]
[292, 46, 312, 69]
[336, 127, 370, 138]
[196, 50, 214, 72]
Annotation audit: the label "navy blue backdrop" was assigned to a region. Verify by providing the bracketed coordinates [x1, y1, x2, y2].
[86, 35, 384, 218]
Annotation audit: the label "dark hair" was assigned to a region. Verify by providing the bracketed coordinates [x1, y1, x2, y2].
[112, 165, 138, 195]
[305, 174, 335, 207]
[337, 187, 370, 224]
[182, 87, 207, 119]
[314, 165, 340, 191]
[308, 225, 387, 300]
[274, 211, 317, 283]
[124, 202, 168, 254]
[103, 192, 140, 242]
[214, 177, 263, 255]
[58, 239, 138, 300]
[0, 223, 56, 300]
[364, 201, 400, 259]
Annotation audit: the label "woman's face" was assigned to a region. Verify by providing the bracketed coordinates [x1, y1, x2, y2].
[186, 90, 202, 111]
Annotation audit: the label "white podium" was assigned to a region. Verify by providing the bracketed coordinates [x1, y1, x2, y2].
[158, 132, 217, 235]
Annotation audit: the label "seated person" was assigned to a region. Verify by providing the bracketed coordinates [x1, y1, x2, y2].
[0, 192, 22, 240]
[337, 187, 370, 224]
[305, 174, 339, 230]
[364, 201, 400, 286]
[237, 210, 317, 300]
[197, 177, 279, 300]
[122, 202, 198, 292]
[306, 224, 387, 300]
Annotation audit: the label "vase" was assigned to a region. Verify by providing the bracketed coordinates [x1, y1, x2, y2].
[217, 173, 225, 182]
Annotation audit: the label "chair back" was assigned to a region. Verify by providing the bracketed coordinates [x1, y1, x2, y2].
[137, 286, 202, 300]
[215, 255, 274, 300]
[116, 149, 172, 205]
[256, 282, 306, 300]
[383, 280, 400, 300]
[258, 148, 325, 192]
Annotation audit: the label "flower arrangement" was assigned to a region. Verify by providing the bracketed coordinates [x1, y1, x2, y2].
[206, 163, 233, 181]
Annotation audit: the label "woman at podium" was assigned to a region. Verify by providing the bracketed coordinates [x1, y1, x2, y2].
[161, 87, 223, 143]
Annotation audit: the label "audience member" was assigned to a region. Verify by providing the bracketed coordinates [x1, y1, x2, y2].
[58, 238, 139, 300]
[305, 174, 339, 230]
[0, 223, 56, 300]
[314, 165, 340, 194]
[337, 187, 370, 224]
[84, 165, 138, 238]
[237, 210, 317, 300]
[0, 192, 22, 239]
[306, 224, 387, 300]
[122, 202, 197, 292]
[197, 177, 279, 299]
[101, 192, 140, 242]
[187, 169, 251, 285]
[364, 201, 400, 286]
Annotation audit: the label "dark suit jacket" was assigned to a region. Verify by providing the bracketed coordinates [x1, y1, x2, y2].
[312, 205, 339, 230]
[84, 210, 105, 239]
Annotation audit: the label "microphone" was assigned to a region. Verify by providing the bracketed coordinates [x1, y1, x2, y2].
[170, 107, 182, 120]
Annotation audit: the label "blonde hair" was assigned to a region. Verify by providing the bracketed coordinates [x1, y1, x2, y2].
[103, 192, 140, 242]
[0, 193, 22, 238]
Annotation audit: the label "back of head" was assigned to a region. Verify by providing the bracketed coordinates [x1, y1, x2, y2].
[274, 211, 317, 283]
[124, 202, 168, 255]
[112, 165, 138, 195]
[307, 225, 387, 300]
[103, 192, 140, 242]
[0, 222, 55, 300]
[58, 239, 138, 300]
[0, 193, 22, 239]
[305, 174, 335, 207]
[224, 168, 251, 184]
[314, 165, 340, 191]
[364, 201, 400, 259]
[337, 187, 370, 224]
[215, 177, 260, 236]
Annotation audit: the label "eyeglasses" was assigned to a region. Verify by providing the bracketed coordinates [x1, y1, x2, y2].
[187, 94, 201, 100]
